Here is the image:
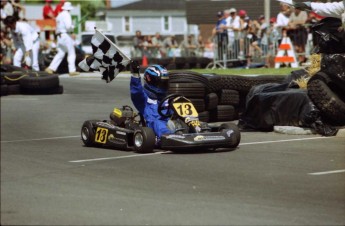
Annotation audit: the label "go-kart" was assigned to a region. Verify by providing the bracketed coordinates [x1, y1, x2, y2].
[81, 94, 241, 153]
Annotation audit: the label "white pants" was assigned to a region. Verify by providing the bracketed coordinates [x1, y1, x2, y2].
[13, 39, 40, 71]
[49, 33, 76, 73]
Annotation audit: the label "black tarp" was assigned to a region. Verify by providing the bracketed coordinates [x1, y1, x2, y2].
[239, 83, 338, 136]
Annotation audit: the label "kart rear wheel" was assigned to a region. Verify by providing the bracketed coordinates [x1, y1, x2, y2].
[133, 127, 156, 153]
[81, 120, 97, 147]
[219, 123, 241, 148]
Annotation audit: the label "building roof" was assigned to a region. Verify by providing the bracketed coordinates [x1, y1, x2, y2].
[186, 0, 281, 25]
[108, 0, 186, 11]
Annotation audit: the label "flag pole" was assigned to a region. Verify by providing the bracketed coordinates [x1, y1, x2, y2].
[94, 27, 132, 62]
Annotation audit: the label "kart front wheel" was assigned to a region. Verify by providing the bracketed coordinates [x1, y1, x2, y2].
[133, 127, 156, 153]
[219, 123, 241, 148]
[81, 120, 97, 147]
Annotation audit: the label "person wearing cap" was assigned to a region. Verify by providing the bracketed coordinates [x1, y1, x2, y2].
[45, 1, 79, 76]
[213, 10, 228, 61]
[223, 8, 242, 58]
[3, 15, 40, 71]
[276, 2, 291, 42]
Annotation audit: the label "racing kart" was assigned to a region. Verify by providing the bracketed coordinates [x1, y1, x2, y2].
[81, 94, 241, 153]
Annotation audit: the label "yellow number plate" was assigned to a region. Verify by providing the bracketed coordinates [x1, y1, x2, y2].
[95, 127, 109, 144]
[172, 102, 198, 117]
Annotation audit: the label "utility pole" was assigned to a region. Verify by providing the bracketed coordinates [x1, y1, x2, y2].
[264, 0, 271, 25]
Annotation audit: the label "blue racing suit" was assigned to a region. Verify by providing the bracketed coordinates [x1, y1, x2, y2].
[130, 76, 172, 139]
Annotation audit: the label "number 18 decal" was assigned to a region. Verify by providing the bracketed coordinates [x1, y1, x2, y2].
[95, 127, 108, 144]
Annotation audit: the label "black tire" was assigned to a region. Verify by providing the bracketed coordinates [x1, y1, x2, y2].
[218, 89, 240, 106]
[0, 64, 27, 73]
[198, 111, 210, 123]
[189, 98, 206, 112]
[1, 84, 8, 96]
[219, 123, 241, 148]
[133, 127, 156, 153]
[307, 78, 345, 126]
[21, 85, 64, 95]
[1, 72, 29, 85]
[20, 74, 59, 90]
[7, 84, 21, 95]
[210, 105, 237, 122]
[168, 82, 206, 98]
[205, 92, 219, 110]
[219, 75, 287, 93]
[81, 120, 98, 147]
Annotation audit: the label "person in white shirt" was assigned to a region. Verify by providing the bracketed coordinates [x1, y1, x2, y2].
[45, 1, 79, 76]
[4, 16, 40, 71]
[276, 3, 291, 42]
[294, 1, 345, 30]
[223, 8, 242, 58]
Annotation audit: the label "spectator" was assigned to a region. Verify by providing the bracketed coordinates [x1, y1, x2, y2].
[245, 19, 263, 68]
[11, 0, 25, 20]
[133, 30, 144, 57]
[44, 2, 79, 76]
[54, 0, 65, 16]
[203, 37, 215, 59]
[238, 9, 247, 59]
[162, 35, 180, 57]
[142, 35, 154, 58]
[196, 34, 205, 57]
[151, 32, 164, 58]
[266, 17, 280, 67]
[287, 7, 308, 64]
[225, 8, 241, 58]
[3, 0, 13, 18]
[180, 34, 199, 57]
[276, 2, 292, 43]
[0, 30, 12, 64]
[3, 16, 40, 71]
[43, 0, 55, 40]
[213, 10, 227, 61]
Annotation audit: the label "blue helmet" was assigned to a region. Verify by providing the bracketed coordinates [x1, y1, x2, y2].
[143, 65, 169, 99]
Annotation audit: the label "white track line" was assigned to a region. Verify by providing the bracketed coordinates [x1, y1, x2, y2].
[309, 169, 345, 175]
[69, 136, 333, 163]
[1, 136, 80, 143]
[239, 136, 331, 146]
[69, 151, 167, 163]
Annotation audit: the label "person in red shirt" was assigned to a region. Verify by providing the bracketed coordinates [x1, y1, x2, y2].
[42, 0, 55, 40]
[54, 0, 65, 16]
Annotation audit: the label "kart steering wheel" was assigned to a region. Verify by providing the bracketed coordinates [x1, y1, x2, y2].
[158, 93, 184, 118]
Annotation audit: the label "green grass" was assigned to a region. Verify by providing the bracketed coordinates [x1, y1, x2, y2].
[189, 67, 301, 76]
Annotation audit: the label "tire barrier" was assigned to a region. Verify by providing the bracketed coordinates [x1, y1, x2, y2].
[307, 72, 345, 126]
[0, 70, 63, 96]
[168, 71, 288, 123]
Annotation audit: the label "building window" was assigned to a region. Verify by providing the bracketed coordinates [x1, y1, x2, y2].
[163, 16, 170, 32]
[124, 16, 130, 32]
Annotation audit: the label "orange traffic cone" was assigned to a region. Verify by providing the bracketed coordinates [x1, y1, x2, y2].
[142, 55, 148, 67]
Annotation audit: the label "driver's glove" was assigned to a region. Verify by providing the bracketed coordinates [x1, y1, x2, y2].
[130, 60, 140, 78]
[294, 2, 312, 10]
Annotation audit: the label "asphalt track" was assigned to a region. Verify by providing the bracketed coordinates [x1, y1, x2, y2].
[1, 74, 345, 225]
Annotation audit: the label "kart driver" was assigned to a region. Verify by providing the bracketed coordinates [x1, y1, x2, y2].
[129, 60, 175, 139]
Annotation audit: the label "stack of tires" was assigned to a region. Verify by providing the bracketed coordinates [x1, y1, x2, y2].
[0, 65, 63, 96]
[307, 54, 345, 126]
[168, 71, 287, 123]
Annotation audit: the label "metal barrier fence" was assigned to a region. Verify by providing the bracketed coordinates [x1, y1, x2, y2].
[208, 29, 314, 69]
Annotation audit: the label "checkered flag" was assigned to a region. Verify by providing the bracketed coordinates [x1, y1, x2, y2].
[78, 29, 131, 83]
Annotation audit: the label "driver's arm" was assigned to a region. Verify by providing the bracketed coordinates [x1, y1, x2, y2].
[130, 60, 147, 114]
